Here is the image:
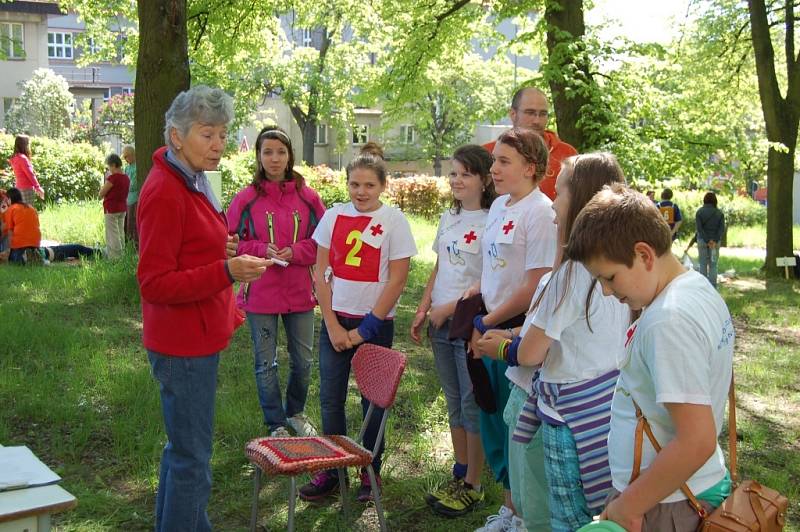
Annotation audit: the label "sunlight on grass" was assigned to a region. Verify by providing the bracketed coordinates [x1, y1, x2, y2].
[725, 224, 800, 249]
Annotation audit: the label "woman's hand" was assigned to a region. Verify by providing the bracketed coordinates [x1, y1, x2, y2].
[410, 309, 428, 344]
[227, 255, 271, 282]
[328, 323, 353, 352]
[599, 498, 643, 532]
[35, 189, 45, 200]
[462, 284, 479, 300]
[226, 234, 239, 258]
[475, 330, 509, 360]
[429, 305, 451, 329]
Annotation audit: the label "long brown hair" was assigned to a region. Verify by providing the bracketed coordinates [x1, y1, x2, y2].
[529, 152, 627, 329]
[450, 144, 496, 213]
[252, 126, 305, 193]
[13, 135, 31, 158]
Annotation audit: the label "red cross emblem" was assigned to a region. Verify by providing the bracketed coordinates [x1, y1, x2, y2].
[370, 224, 384, 236]
[502, 220, 515, 234]
[463, 231, 477, 244]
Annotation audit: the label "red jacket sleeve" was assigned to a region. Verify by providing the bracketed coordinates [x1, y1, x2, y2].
[138, 192, 232, 305]
[289, 189, 326, 266]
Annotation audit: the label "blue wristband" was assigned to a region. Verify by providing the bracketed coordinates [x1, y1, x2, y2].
[473, 314, 488, 335]
[506, 336, 521, 366]
[357, 312, 383, 342]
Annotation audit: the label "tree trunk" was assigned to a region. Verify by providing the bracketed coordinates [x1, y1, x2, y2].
[301, 119, 316, 165]
[433, 154, 442, 177]
[544, 0, 593, 152]
[747, 0, 800, 276]
[135, 0, 190, 183]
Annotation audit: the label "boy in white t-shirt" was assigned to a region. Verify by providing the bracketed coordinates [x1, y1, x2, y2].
[566, 184, 734, 532]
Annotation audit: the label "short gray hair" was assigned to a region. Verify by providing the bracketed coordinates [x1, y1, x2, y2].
[163, 85, 234, 149]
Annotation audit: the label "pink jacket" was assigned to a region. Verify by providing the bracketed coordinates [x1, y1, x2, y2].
[226, 179, 326, 314]
[9, 154, 43, 193]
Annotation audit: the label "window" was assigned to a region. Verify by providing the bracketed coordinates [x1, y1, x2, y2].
[315, 124, 327, 145]
[87, 36, 100, 54]
[352, 124, 368, 145]
[105, 86, 133, 102]
[400, 125, 416, 144]
[302, 29, 312, 46]
[1, 22, 24, 59]
[47, 31, 73, 59]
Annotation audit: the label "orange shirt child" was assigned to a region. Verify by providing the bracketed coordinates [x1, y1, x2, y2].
[2, 203, 41, 249]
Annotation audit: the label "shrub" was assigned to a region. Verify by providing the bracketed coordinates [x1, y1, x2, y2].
[300, 164, 348, 207]
[0, 133, 105, 203]
[385, 174, 449, 219]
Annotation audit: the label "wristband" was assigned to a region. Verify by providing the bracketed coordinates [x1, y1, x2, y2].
[505, 336, 521, 366]
[496, 339, 510, 361]
[473, 314, 488, 335]
[357, 312, 384, 342]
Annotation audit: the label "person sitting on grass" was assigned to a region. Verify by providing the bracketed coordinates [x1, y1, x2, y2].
[1, 187, 42, 265]
[566, 184, 734, 531]
[0, 243, 99, 264]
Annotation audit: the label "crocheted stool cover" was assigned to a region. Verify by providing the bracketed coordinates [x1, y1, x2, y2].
[246, 435, 373, 476]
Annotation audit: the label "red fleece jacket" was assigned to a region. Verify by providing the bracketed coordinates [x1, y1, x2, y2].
[136, 147, 243, 356]
[483, 130, 577, 200]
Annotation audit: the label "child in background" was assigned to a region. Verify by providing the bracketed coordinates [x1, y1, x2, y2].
[9, 135, 44, 204]
[2, 187, 42, 264]
[411, 145, 496, 517]
[300, 154, 417, 503]
[567, 185, 734, 531]
[99, 153, 130, 259]
[479, 153, 629, 530]
[469, 128, 557, 532]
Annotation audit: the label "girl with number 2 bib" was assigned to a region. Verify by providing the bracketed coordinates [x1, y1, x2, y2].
[300, 154, 417, 503]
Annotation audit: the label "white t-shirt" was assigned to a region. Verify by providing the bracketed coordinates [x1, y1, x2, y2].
[431, 208, 488, 307]
[313, 202, 417, 317]
[481, 189, 557, 390]
[608, 269, 734, 502]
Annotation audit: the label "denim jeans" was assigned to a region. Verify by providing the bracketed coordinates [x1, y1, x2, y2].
[697, 239, 719, 287]
[319, 315, 393, 474]
[246, 311, 314, 431]
[428, 320, 480, 433]
[148, 350, 219, 532]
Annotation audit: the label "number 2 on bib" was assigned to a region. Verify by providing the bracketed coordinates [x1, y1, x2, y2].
[345, 230, 363, 267]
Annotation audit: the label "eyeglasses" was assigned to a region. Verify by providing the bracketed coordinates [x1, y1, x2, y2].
[522, 110, 549, 118]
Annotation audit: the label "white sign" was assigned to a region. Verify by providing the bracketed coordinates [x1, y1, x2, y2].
[776, 256, 797, 267]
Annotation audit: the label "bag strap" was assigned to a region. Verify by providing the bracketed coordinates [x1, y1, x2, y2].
[628, 372, 737, 520]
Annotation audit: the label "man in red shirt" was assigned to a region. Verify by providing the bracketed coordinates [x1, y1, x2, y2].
[483, 87, 577, 200]
[99, 153, 130, 259]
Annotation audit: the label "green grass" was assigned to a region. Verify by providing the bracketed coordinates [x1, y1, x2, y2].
[719, 224, 800, 249]
[2, 204, 798, 530]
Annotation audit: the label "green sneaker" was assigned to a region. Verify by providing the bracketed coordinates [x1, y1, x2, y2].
[424, 477, 463, 507]
[432, 483, 484, 517]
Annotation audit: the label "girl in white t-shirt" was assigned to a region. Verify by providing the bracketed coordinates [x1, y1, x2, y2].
[469, 128, 557, 532]
[410, 145, 496, 517]
[481, 153, 628, 530]
[300, 154, 418, 504]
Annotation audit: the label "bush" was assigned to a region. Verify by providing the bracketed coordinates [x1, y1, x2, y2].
[671, 190, 766, 239]
[385, 174, 449, 219]
[0, 133, 105, 203]
[300, 164, 348, 207]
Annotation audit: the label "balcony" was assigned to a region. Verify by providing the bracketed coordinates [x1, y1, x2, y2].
[49, 65, 101, 86]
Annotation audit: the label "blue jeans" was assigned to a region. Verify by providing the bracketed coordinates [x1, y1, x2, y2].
[247, 311, 314, 431]
[319, 315, 393, 474]
[429, 320, 480, 433]
[697, 239, 719, 287]
[148, 350, 219, 532]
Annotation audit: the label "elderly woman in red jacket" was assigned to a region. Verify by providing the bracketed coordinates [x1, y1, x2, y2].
[136, 85, 270, 532]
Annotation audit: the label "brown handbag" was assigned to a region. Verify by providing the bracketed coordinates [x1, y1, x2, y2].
[630, 373, 788, 531]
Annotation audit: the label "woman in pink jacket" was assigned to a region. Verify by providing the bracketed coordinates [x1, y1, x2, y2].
[227, 126, 326, 437]
[9, 135, 44, 205]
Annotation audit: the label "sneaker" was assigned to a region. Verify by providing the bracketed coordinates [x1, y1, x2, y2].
[24, 248, 43, 266]
[356, 468, 382, 503]
[507, 516, 527, 531]
[298, 470, 340, 501]
[270, 426, 291, 438]
[475, 505, 514, 532]
[433, 483, 484, 517]
[287, 413, 318, 437]
[425, 477, 463, 507]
